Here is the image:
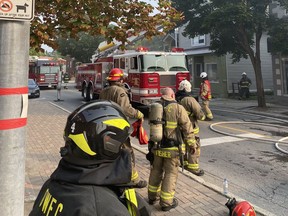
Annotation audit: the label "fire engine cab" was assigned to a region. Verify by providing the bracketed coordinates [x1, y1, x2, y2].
[76, 45, 190, 105]
[29, 58, 65, 88]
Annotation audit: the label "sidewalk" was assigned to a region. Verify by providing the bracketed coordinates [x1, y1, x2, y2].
[24, 98, 282, 216]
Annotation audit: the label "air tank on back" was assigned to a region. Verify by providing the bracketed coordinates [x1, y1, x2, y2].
[149, 102, 163, 143]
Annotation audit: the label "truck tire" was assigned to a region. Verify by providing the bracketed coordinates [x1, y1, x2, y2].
[82, 85, 87, 99]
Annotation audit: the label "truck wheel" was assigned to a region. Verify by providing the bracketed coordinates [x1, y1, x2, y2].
[82, 85, 87, 98]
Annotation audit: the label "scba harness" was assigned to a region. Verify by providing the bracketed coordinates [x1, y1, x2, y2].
[148, 100, 185, 160]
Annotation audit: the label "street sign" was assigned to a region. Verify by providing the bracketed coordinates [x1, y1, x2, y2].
[0, 0, 34, 21]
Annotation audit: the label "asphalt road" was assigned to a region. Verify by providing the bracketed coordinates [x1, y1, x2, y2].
[35, 87, 288, 216]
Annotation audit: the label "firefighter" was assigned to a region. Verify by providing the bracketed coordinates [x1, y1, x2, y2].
[239, 72, 252, 100]
[29, 101, 151, 216]
[99, 68, 147, 188]
[148, 87, 196, 211]
[199, 72, 213, 120]
[175, 79, 205, 176]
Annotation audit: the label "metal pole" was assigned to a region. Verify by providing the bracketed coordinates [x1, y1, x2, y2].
[0, 21, 30, 215]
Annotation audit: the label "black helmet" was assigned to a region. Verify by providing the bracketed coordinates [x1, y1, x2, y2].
[62, 100, 131, 165]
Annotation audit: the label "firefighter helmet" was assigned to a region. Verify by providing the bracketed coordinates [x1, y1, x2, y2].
[178, 79, 192, 92]
[242, 72, 247, 76]
[232, 201, 256, 216]
[107, 68, 124, 81]
[225, 198, 256, 216]
[200, 72, 208, 79]
[62, 100, 131, 165]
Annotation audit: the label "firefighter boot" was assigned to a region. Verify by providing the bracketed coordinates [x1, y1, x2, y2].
[135, 180, 147, 188]
[187, 168, 205, 176]
[161, 198, 178, 211]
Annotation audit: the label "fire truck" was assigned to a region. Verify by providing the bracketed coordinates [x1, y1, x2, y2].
[29, 58, 65, 88]
[76, 42, 190, 105]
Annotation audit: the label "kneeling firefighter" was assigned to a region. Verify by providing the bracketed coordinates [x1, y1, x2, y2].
[30, 100, 151, 216]
[147, 87, 196, 212]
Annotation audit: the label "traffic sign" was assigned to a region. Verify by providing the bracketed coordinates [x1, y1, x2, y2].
[0, 0, 34, 21]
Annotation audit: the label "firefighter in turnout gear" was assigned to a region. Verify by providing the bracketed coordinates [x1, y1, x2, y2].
[29, 101, 151, 216]
[148, 87, 196, 211]
[199, 72, 213, 120]
[239, 72, 252, 100]
[99, 68, 147, 188]
[176, 79, 205, 176]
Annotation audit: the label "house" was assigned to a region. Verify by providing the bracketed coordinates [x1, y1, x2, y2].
[269, 2, 288, 101]
[174, 24, 273, 98]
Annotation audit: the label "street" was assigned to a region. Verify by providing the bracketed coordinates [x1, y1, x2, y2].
[30, 87, 288, 216]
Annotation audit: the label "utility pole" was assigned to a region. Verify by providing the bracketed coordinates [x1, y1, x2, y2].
[0, 1, 34, 214]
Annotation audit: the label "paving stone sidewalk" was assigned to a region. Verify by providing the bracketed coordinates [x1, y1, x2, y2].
[25, 99, 268, 216]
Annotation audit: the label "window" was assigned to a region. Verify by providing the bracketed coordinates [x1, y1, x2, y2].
[130, 57, 138, 70]
[120, 58, 125, 69]
[114, 59, 120, 68]
[206, 63, 218, 81]
[191, 35, 205, 46]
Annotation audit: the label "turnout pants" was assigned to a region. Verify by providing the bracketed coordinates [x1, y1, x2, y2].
[186, 136, 201, 171]
[148, 154, 179, 207]
[202, 100, 213, 120]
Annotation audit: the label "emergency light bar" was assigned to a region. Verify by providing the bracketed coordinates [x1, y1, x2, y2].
[42, 63, 59, 66]
[136, 46, 149, 52]
[171, 48, 184, 52]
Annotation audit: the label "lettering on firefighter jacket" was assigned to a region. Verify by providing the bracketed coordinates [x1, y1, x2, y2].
[38, 189, 63, 215]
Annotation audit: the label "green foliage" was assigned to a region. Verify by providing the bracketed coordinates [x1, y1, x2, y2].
[171, 0, 272, 63]
[57, 32, 104, 63]
[171, 0, 288, 107]
[31, 0, 183, 52]
[268, 16, 288, 55]
[29, 48, 45, 56]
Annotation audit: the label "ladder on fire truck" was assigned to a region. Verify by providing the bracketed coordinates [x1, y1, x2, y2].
[91, 26, 163, 63]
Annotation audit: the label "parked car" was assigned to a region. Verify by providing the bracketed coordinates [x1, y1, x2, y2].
[28, 79, 40, 98]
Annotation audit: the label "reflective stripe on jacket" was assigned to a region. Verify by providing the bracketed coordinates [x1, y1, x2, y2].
[161, 96, 196, 148]
[200, 80, 212, 100]
[178, 95, 206, 135]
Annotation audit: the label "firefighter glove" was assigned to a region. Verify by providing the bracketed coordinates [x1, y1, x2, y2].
[146, 151, 154, 165]
[136, 110, 144, 120]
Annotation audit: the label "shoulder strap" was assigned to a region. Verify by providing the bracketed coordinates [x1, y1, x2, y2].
[124, 189, 140, 216]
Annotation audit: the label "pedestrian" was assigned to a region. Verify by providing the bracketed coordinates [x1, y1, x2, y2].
[239, 72, 252, 100]
[175, 79, 205, 176]
[147, 87, 196, 211]
[29, 100, 151, 216]
[99, 68, 147, 188]
[199, 72, 213, 120]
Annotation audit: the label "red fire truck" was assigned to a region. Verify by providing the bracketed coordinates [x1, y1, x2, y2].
[76, 46, 190, 105]
[76, 47, 190, 105]
[29, 58, 65, 88]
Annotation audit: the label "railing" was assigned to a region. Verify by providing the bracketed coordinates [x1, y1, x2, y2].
[232, 82, 240, 97]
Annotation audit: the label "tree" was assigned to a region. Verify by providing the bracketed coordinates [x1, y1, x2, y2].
[57, 32, 104, 63]
[171, 0, 288, 108]
[31, 0, 183, 51]
[267, 16, 288, 55]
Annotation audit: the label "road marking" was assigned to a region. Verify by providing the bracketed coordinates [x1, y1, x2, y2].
[212, 122, 271, 138]
[201, 133, 266, 147]
[201, 136, 243, 146]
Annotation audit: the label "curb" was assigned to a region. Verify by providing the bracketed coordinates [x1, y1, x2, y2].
[131, 143, 275, 216]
